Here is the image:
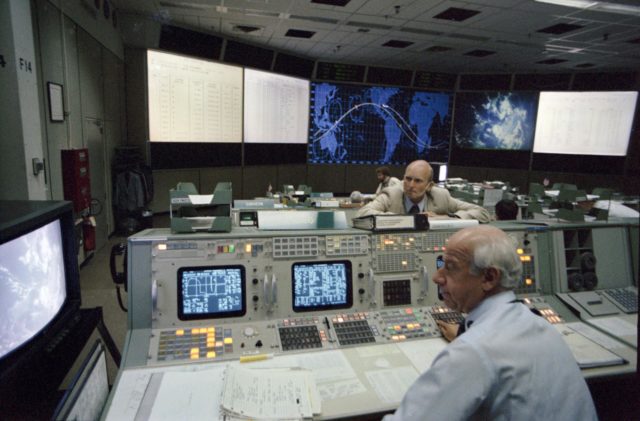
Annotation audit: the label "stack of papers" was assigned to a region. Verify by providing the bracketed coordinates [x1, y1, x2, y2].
[221, 366, 321, 420]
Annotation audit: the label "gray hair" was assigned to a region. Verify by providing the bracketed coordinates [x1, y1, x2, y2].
[468, 233, 522, 289]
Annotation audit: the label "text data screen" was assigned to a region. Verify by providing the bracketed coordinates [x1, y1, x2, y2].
[178, 266, 245, 320]
[293, 261, 352, 312]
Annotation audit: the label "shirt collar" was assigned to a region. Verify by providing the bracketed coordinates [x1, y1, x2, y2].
[403, 195, 426, 213]
[466, 290, 516, 326]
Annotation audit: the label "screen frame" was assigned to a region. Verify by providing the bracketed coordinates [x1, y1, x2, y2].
[452, 91, 539, 152]
[532, 90, 638, 156]
[243, 67, 310, 145]
[0, 201, 80, 365]
[291, 260, 353, 313]
[177, 265, 247, 320]
[146, 48, 244, 144]
[52, 340, 108, 421]
[307, 81, 453, 165]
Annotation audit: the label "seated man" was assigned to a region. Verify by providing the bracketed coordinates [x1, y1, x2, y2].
[495, 198, 519, 220]
[383, 226, 597, 420]
[357, 160, 490, 222]
[375, 166, 401, 195]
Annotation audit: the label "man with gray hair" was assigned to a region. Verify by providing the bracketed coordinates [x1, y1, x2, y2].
[384, 225, 597, 420]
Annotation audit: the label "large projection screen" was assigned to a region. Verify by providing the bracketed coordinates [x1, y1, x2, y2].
[244, 68, 310, 144]
[147, 50, 243, 143]
[533, 91, 638, 156]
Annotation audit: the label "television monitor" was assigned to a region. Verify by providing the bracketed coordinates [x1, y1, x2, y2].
[0, 201, 81, 415]
[0, 201, 80, 362]
[292, 260, 352, 312]
[435, 163, 448, 182]
[52, 340, 109, 421]
[177, 265, 246, 320]
[533, 91, 638, 156]
[453, 91, 538, 151]
[308, 82, 452, 165]
[147, 49, 243, 143]
[244, 68, 310, 144]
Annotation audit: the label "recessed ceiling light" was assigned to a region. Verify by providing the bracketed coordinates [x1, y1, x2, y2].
[537, 23, 584, 34]
[464, 49, 496, 57]
[433, 7, 480, 22]
[382, 40, 414, 48]
[285, 29, 315, 38]
[311, 0, 351, 6]
[537, 58, 568, 64]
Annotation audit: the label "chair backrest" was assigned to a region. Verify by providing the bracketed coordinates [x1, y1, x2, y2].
[552, 182, 577, 191]
[591, 187, 613, 200]
[529, 183, 545, 197]
[176, 182, 198, 194]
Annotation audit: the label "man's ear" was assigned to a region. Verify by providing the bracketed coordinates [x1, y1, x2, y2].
[481, 267, 501, 292]
[426, 181, 435, 193]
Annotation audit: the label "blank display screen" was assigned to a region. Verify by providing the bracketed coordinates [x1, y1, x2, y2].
[534, 91, 637, 156]
[177, 265, 246, 320]
[292, 260, 352, 312]
[147, 50, 243, 143]
[244, 68, 310, 144]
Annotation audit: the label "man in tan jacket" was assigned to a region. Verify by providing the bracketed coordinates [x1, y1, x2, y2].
[356, 160, 490, 222]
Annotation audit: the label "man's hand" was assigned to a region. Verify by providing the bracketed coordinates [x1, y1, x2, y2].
[425, 212, 454, 220]
[436, 320, 459, 342]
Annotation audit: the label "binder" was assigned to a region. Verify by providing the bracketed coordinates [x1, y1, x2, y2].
[352, 214, 429, 231]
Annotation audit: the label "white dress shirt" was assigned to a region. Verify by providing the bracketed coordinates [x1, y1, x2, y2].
[383, 291, 597, 421]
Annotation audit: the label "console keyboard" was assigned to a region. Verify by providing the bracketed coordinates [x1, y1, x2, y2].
[157, 326, 232, 361]
[429, 305, 464, 324]
[278, 325, 323, 351]
[603, 288, 638, 313]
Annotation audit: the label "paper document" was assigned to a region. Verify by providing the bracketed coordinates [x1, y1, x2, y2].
[188, 194, 214, 205]
[589, 316, 637, 337]
[184, 216, 216, 230]
[428, 219, 478, 230]
[221, 366, 321, 420]
[554, 324, 625, 368]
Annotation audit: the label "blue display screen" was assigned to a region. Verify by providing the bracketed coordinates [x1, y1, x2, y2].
[453, 91, 538, 151]
[178, 265, 246, 320]
[308, 82, 452, 164]
[292, 260, 352, 312]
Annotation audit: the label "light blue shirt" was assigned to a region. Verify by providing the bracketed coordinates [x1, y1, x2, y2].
[384, 291, 597, 421]
[403, 195, 426, 213]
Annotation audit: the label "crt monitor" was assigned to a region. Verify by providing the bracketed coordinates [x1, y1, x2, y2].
[0, 201, 80, 362]
[0, 200, 80, 413]
[52, 340, 109, 421]
[177, 265, 246, 320]
[292, 260, 353, 312]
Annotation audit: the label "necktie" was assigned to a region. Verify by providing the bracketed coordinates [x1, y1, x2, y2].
[409, 204, 420, 214]
[457, 319, 472, 337]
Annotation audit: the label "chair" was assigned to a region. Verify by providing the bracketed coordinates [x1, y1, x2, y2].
[552, 182, 577, 191]
[591, 187, 613, 200]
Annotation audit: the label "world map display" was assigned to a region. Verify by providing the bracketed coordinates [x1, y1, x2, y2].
[454, 92, 538, 151]
[308, 82, 452, 165]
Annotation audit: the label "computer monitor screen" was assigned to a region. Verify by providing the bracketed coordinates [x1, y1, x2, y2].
[308, 82, 452, 164]
[438, 164, 448, 182]
[244, 68, 310, 144]
[52, 341, 108, 421]
[147, 49, 243, 143]
[0, 219, 66, 359]
[453, 91, 538, 151]
[177, 265, 246, 320]
[292, 260, 352, 312]
[533, 91, 637, 156]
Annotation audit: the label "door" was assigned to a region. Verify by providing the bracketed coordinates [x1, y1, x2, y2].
[83, 117, 109, 252]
